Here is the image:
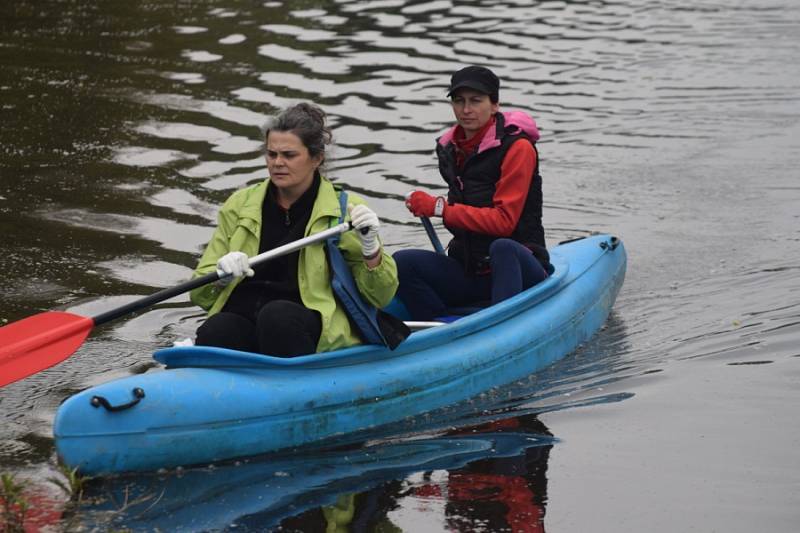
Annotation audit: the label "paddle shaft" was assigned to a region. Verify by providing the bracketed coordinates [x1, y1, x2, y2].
[420, 216, 445, 255]
[91, 222, 352, 326]
[0, 222, 361, 387]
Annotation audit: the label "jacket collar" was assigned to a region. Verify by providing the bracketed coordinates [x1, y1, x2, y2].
[437, 110, 541, 154]
[307, 175, 341, 224]
[237, 175, 341, 230]
[438, 112, 504, 154]
[239, 179, 269, 222]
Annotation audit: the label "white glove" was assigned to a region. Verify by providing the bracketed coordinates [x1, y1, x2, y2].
[348, 203, 381, 258]
[216, 251, 255, 282]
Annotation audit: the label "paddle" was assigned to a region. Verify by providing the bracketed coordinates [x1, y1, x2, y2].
[420, 216, 445, 255]
[0, 222, 353, 388]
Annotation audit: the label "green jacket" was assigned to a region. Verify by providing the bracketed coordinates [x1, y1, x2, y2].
[190, 177, 399, 352]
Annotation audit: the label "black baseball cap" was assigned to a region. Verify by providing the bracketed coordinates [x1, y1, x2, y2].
[447, 66, 500, 101]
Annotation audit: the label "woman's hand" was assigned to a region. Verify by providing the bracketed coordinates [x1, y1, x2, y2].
[348, 204, 381, 262]
[405, 190, 446, 217]
[216, 251, 255, 283]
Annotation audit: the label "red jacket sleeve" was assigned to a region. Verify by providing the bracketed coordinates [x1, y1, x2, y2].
[443, 139, 536, 237]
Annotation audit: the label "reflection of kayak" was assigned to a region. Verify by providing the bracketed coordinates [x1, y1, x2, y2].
[76, 418, 556, 532]
[54, 234, 626, 475]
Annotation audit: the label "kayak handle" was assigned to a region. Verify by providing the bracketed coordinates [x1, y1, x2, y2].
[91, 387, 145, 412]
[600, 236, 620, 251]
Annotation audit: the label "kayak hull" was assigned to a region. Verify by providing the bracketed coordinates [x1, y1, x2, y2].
[54, 234, 626, 475]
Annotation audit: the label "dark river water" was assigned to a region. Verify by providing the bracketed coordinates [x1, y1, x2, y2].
[1, 0, 799, 531]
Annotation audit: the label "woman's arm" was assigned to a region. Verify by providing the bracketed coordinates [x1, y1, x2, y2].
[341, 197, 399, 308]
[189, 197, 242, 310]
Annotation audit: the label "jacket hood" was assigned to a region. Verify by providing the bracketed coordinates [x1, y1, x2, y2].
[500, 110, 540, 142]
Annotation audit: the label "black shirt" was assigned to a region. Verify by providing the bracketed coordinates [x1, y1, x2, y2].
[221, 175, 321, 322]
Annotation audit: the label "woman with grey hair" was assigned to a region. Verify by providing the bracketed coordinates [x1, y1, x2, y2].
[190, 103, 404, 356]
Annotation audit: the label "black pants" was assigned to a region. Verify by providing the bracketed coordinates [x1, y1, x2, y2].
[195, 300, 322, 357]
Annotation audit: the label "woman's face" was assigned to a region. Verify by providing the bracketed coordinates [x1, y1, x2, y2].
[266, 130, 322, 201]
[450, 88, 499, 138]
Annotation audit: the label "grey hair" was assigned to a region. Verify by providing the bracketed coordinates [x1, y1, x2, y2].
[263, 103, 332, 164]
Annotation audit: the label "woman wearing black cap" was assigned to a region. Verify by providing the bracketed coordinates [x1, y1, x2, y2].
[394, 66, 550, 321]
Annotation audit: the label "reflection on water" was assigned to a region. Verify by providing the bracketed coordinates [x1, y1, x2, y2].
[72, 414, 553, 532]
[1, 0, 799, 530]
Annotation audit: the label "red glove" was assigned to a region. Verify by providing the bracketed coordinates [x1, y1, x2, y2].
[406, 191, 446, 217]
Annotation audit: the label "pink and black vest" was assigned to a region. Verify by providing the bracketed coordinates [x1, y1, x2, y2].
[436, 112, 549, 274]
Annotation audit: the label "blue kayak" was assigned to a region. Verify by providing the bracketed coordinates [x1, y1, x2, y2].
[54, 234, 626, 475]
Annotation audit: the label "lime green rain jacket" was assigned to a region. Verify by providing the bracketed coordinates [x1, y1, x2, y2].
[189, 177, 399, 353]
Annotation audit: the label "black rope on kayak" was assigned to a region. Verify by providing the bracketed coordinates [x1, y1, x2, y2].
[558, 235, 587, 245]
[90, 387, 145, 412]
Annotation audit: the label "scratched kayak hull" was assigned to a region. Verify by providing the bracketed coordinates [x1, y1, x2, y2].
[54, 234, 626, 475]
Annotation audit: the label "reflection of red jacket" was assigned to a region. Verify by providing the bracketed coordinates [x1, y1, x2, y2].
[0, 489, 64, 532]
[448, 472, 544, 533]
[413, 418, 548, 533]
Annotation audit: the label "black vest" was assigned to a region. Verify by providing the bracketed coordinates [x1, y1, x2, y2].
[436, 113, 548, 274]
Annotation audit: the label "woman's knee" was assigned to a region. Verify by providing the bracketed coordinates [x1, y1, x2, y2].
[195, 312, 256, 352]
[256, 300, 321, 356]
[393, 249, 425, 279]
[393, 249, 448, 281]
[489, 238, 546, 291]
[257, 300, 313, 326]
[489, 238, 520, 258]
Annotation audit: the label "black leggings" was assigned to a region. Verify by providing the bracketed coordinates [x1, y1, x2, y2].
[195, 300, 322, 357]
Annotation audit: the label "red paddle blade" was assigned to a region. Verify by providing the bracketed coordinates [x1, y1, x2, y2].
[0, 311, 94, 387]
